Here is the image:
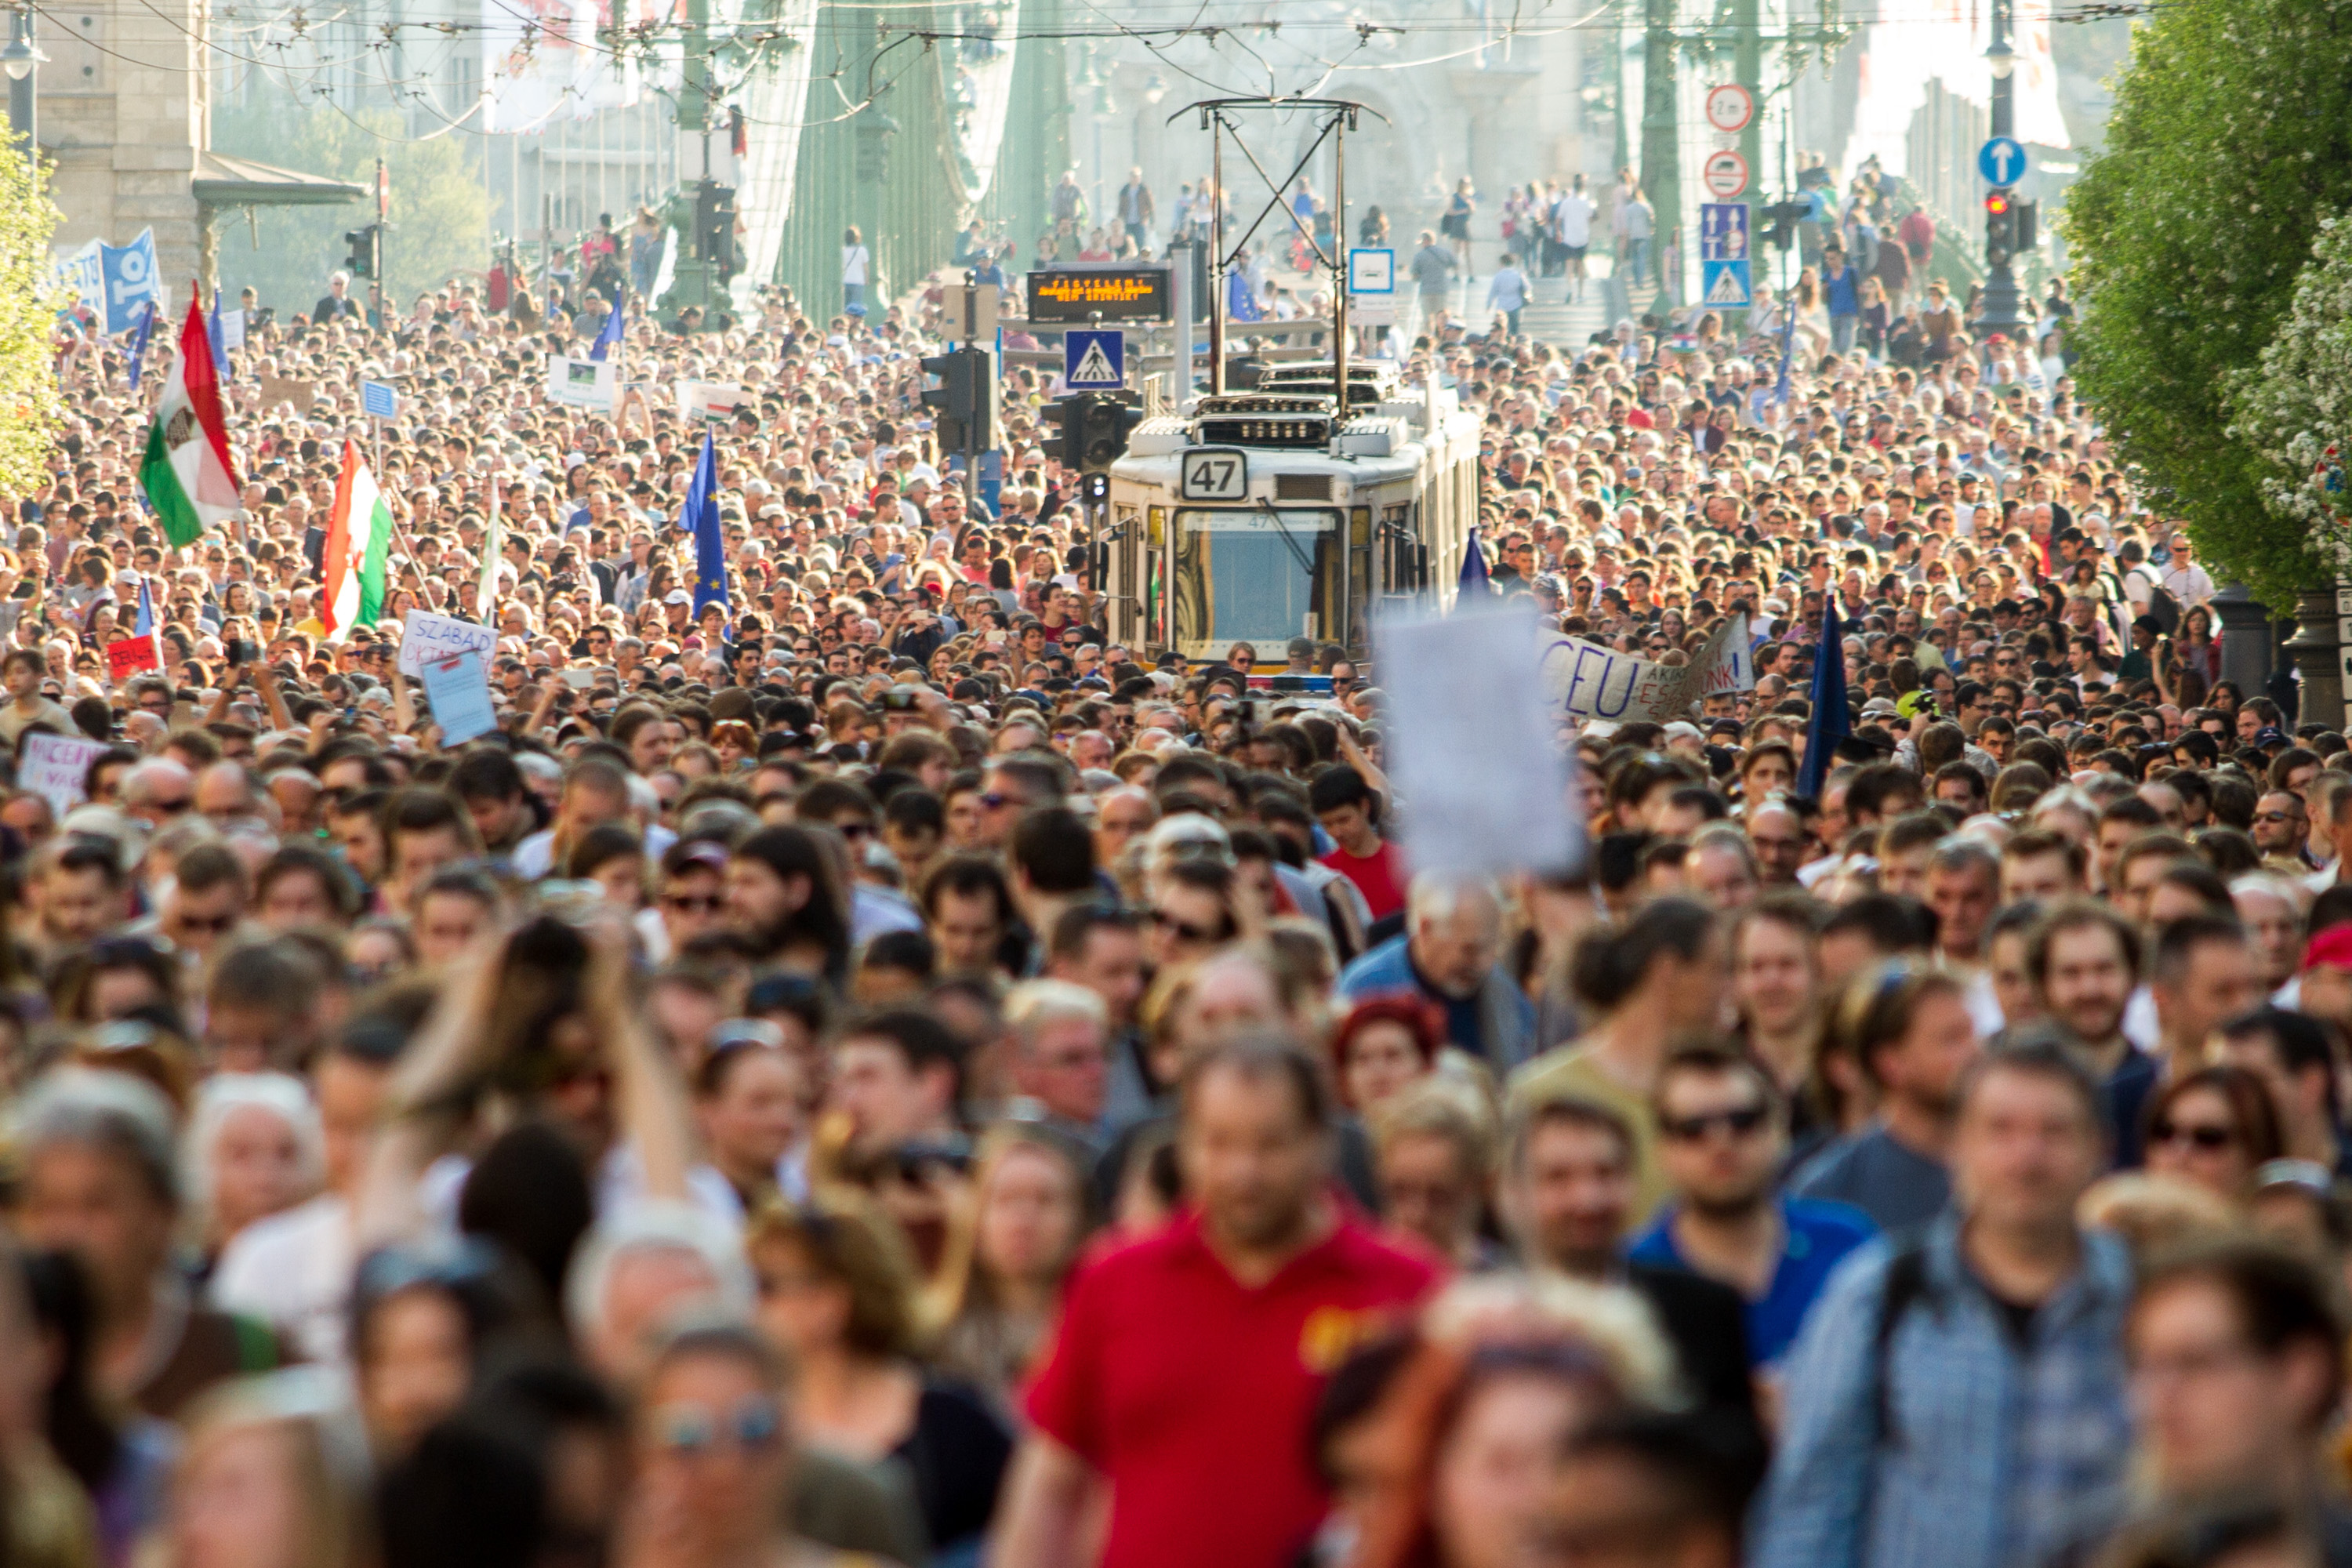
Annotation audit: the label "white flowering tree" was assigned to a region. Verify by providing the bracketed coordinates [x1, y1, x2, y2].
[2227, 214, 2352, 579]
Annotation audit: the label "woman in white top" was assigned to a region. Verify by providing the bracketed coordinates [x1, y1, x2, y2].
[840, 226, 871, 314]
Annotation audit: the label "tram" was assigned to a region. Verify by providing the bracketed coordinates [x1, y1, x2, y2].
[1098, 361, 1483, 663]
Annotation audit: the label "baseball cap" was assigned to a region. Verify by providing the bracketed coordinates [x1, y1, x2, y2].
[2301, 925, 2352, 974]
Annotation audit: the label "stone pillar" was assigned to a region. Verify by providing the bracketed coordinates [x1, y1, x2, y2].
[2210, 582, 2273, 695]
[2282, 586, 2343, 735]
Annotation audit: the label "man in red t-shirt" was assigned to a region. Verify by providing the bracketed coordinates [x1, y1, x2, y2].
[1000, 1035, 1439, 1568]
[1312, 764, 1406, 924]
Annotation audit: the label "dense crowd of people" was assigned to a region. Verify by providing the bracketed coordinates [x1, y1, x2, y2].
[0, 218, 2346, 1568]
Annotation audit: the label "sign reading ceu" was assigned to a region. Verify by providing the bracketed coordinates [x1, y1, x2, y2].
[1027, 270, 1173, 322]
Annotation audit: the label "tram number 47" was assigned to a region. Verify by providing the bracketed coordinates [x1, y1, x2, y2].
[1180, 448, 1249, 501]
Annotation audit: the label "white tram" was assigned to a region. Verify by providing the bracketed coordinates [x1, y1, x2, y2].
[1099, 362, 1483, 662]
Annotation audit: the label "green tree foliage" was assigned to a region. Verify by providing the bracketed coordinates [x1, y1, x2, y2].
[211, 101, 488, 319]
[2227, 217, 2352, 579]
[2064, 0, 2352, 606]
[0, 151, 66, 492]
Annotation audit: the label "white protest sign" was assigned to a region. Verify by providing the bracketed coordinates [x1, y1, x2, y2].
[1379, 604, 1584, 879]
[19, 733, 110, 817]
[546, 354, 619, 411]
[676, 380, 746, 423]
[421, 652, 499, 746]
[1539, 613, 1754, 724]
[397, 611, 500, 677]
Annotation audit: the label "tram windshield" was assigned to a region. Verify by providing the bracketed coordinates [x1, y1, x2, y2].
[1171, 508, 1341, 655]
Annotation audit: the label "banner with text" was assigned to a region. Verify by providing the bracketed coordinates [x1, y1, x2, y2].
[1540, 614, 1754, 724]
[20, 734, 109, 816]
[397, 611, 500, 677]
[100, 230, 162, 336]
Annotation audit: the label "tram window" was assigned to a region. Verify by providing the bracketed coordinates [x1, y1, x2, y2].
[1171, 508, 1341, 648]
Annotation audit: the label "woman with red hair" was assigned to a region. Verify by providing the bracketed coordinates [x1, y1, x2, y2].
[1329, 994, 1448, 1116]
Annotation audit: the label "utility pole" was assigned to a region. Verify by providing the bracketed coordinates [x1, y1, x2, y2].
[1980, 0, 2025, 339]
[1639, 0, 1679, 299]
[2, 5, 36, 176]
[1733, 0, 1760, 281]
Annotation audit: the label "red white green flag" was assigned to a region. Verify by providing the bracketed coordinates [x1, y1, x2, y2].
[320, 438, 393, 641]
[136, 292, 241, 547]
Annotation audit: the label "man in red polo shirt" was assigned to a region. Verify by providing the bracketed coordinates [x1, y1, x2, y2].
[998, 1033, 1439, 1568]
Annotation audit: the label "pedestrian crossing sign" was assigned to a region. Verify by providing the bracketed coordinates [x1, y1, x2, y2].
[1701, 260, 1752, 308]
[1065, 328, 1125, 390]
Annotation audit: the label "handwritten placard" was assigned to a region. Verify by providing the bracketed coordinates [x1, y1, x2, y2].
[396, 611, 499, 677]
[1538, 613, 1754, 724]
[18, 732, 109, 816]
[105, 636, 159, 683]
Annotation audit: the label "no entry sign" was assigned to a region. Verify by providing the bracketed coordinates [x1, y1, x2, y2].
[1702, 151, 1751, 199]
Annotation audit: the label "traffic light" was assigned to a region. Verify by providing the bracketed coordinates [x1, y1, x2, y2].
[920, 347, 993, 456]
[344, 226, 378, 280]
[2015, 199, 2038, 252]
[1052, 392, 1143, 474]
[694, 181, 739, 278]
[1984, 190, 2015, 264]
[1761, 201, 1810, 252]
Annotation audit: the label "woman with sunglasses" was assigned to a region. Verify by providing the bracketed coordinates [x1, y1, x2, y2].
[618, 1320, 855, 1568]
[2141, 1065, 2283, 1205]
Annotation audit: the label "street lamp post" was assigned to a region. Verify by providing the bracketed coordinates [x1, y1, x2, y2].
[2, 5, 39, 176]
[1980, 0, 2024, 339]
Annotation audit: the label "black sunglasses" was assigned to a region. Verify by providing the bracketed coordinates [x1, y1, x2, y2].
[1661, 1105, 1770, 1142]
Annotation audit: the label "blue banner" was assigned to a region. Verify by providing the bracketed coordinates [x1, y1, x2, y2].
[100, 229, 163, 336]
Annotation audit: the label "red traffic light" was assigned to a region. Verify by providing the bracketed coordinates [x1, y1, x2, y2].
[1984, 191, 2012, 215]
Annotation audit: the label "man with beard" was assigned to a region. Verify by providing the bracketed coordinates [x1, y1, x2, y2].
[1630, 1045, 1876, 1367]
[724, 826, 851, 982]
[2025, 901, 2154, 1169]
[999, 1034, 1436, 1568]
[1791, 967, 1979, 1231]
[1498, 1096, 1758, 1423]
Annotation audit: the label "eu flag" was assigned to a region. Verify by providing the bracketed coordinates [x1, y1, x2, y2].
[1457, 525, 1493, 607]
[126, 299, 157, 390]
[134, 576, 154, 637]
[1795, 593, 1848, 800]
[207, 292, 230, 376]
[684, 430, 727, 615]
[590, 300, 623, 362]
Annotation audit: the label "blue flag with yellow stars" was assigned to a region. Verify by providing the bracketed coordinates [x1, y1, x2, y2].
[685, 429, 727, 615]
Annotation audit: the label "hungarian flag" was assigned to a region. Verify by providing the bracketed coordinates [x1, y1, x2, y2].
[137, 292, 241, 547]
[321, 438, 393, 641]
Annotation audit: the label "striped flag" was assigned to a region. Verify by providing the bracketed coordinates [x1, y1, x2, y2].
[477, 472, 502, 621]
[321, 438, 394, 642]
[136, 292, 242, 548]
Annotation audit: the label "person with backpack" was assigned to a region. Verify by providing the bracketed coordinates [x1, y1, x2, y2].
[1752, 1043, 2133, 1568]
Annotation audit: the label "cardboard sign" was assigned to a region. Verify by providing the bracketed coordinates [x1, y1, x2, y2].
[18, 732, 109, 816]
[675, 379, 746, 423]
[1539, 614, 1755, 724]
[1380, 603, 1583, 879]
[105, 636, 159, 683]
[396, 611, 500, 677]
[258, 376, 317, 411]
[420, 652, 498, 745]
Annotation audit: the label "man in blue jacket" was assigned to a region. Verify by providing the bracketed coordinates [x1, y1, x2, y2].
[1336, 872, 1536, 1073]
